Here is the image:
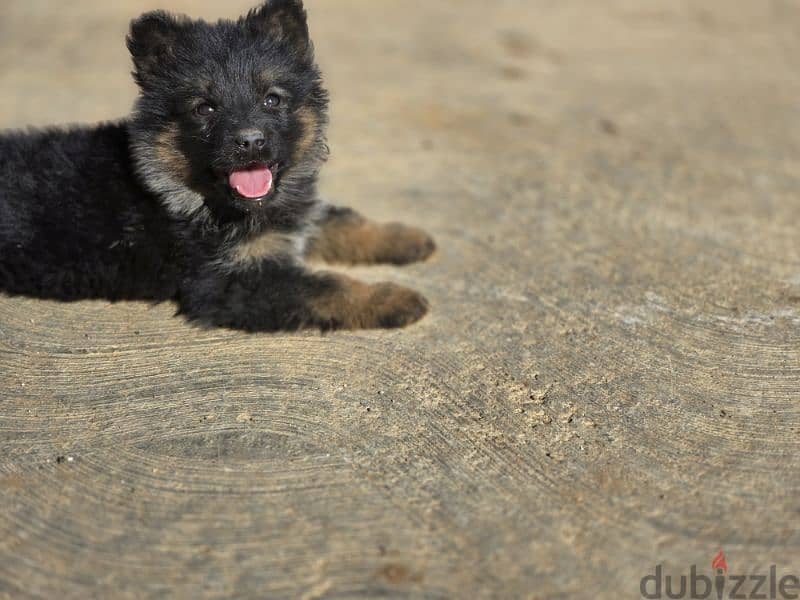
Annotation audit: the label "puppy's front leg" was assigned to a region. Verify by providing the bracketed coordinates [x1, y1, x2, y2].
[306, 205, 436, 266]
[179, 261, 428, 332]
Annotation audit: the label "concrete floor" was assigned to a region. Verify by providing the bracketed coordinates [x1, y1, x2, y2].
[1, 1, 800, 598]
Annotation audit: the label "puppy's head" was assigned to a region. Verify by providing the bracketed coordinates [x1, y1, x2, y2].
[127, 0, 328, 220]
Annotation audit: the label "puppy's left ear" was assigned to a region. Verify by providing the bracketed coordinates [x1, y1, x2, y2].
[246, 0, 311, 56]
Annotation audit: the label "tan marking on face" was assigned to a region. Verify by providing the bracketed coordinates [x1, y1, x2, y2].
[234, 232, 297, 264]
[293, 106, 319, 162]
[198, 79, 214, 95]
[155, 124, 190, 180]
[258, 70, 275, 87]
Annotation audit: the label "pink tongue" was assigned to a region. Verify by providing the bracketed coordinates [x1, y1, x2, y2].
[228, 166, 273, 199]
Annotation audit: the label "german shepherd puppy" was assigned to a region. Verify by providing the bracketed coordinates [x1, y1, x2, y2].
[0, 0, 435, 331]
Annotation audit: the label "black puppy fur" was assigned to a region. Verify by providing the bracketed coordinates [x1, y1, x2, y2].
[0, 0, 435, 331]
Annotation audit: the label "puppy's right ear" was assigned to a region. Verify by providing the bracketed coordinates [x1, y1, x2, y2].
[127, 11, 188, 86]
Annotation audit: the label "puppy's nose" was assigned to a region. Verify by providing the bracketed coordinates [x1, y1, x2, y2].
[235, 129, 266, 151]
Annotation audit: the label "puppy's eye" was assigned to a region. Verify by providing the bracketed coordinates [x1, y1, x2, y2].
[263, 94, 282, 109]
[194, 103, 216, 117]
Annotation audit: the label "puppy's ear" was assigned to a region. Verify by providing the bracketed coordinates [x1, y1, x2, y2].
[246, 0, 311, 57]
[127, 11, 189, 86]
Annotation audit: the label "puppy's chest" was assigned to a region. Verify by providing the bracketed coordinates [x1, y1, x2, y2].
[224, 229, 309, 268]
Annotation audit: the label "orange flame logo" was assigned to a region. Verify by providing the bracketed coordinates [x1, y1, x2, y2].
[712, 550, 728, 574]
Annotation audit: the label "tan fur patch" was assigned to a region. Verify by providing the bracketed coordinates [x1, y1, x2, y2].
[233, 232, 297, 264]
[309, 273, 428, 329]
[155, 124, 190, 180]
[308, 216, 436, 266]
[293, 107, 319, 162]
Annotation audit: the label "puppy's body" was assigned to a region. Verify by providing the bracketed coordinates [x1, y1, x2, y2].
[1, 124, 179, 301]
[0, 1, 434, 331]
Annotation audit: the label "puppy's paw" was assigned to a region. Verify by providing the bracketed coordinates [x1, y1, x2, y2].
[310, 274, 429, 329]
[379, 224, 436, 265]
[370, 282, 429, 328]
[308, 215, 436, 266]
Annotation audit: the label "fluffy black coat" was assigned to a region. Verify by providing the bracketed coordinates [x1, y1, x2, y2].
[0, 0, 434, 331]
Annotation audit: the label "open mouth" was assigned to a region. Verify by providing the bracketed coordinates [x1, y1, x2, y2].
[227, 163, 279, 200]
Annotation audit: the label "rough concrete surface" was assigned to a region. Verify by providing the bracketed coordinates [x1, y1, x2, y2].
[1, 1, 800, 598]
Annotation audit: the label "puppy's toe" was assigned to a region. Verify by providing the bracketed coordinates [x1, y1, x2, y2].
[371, 283, 429, 328]
[383, 224, 437, 265]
